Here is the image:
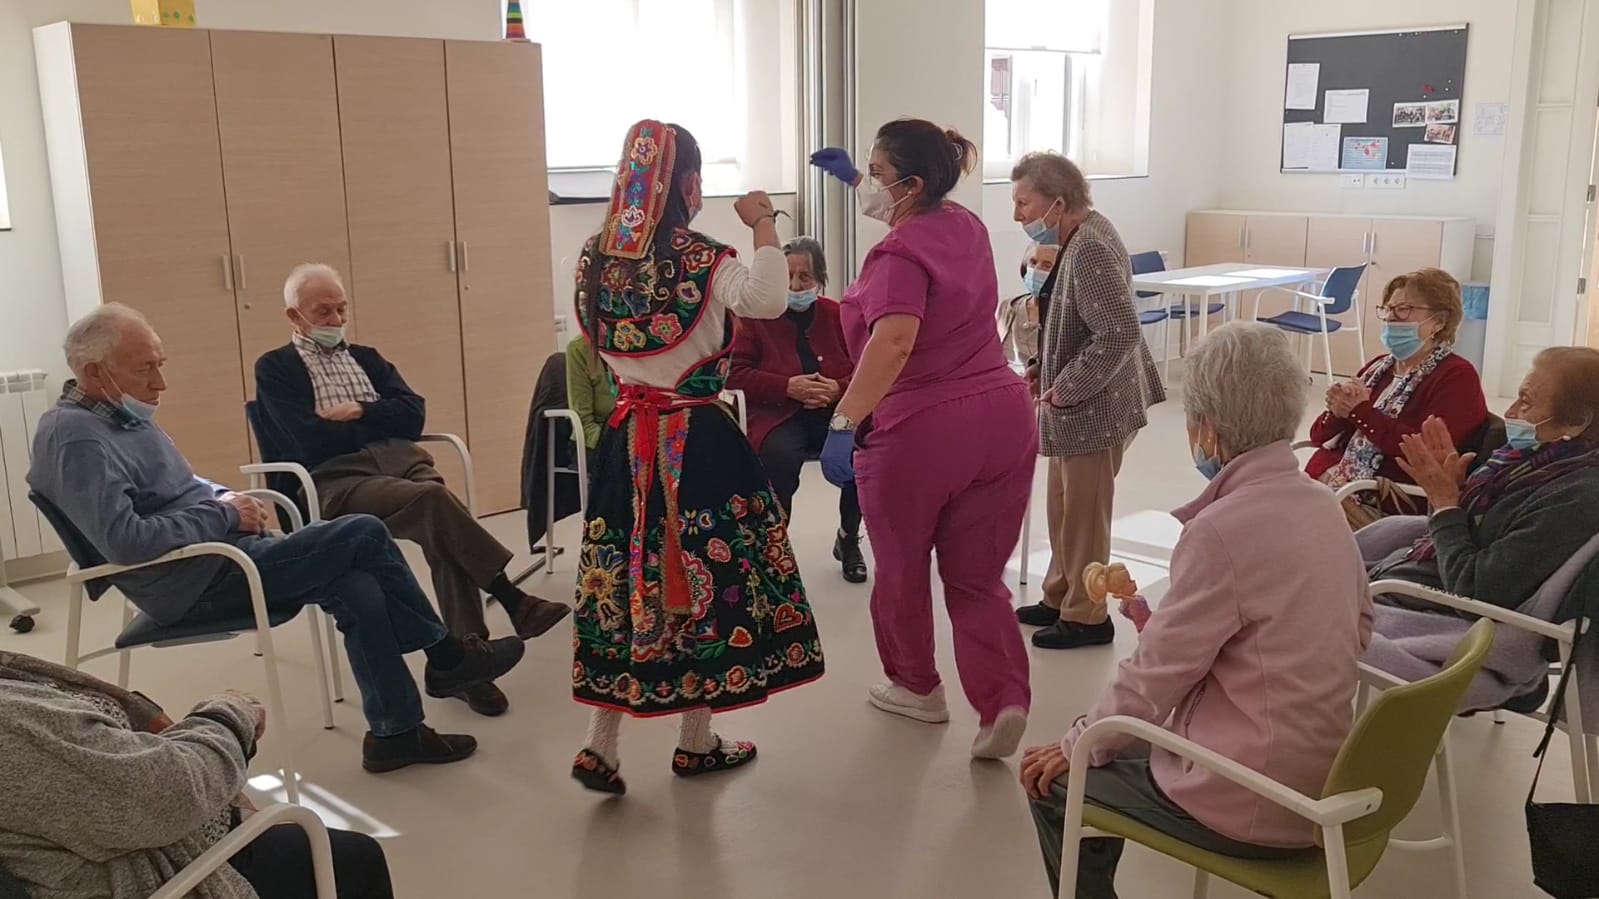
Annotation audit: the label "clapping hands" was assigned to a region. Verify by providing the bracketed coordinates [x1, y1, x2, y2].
[1324, 380, 1371, 418]
[1395, 416, 1473, 510]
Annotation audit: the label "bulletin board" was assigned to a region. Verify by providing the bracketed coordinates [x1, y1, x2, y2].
[1279, 25, 1468, 178]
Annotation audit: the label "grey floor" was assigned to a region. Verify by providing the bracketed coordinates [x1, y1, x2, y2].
[0, 386, 1560, 898]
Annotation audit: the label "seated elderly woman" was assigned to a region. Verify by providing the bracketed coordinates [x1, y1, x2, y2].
[0, 652, 391, 899]
[1304, 268, 1488, 527]
[1021, 322, 1372, 898]
[1367, 346, 1599, 614]
[727, 236, 865, 583]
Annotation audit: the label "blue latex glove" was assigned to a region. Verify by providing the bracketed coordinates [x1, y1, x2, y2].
[820, 428, 857, 487]
[809, 147, 860, 186]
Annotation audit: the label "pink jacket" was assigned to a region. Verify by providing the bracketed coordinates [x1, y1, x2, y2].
[1062, 441, 1373, 847]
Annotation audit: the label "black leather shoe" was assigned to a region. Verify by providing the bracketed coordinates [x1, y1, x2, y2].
[834, 532, 868, 584]
[424, 635, 526, 698]
[363, 725, 478, 773]
[450, 682, 509, 717]
[1015, 602, 1060, 627]
[1032, 619, 1115, 650]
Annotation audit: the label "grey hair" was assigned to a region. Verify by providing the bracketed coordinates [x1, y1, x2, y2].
[782, 236, 828, 288]
[63, 303, 152, 377]
[283, 262, 344, 309]
[1183, 322, 1308, 456]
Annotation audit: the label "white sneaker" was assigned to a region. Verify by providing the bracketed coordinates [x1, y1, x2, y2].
[868, 682, 950, 723]
[971, 706, 1029, 759]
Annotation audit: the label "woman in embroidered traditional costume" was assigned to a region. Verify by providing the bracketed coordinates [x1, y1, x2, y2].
[568, 121, 825, 795]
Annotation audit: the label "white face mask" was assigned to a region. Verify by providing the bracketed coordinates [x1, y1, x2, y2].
[859, 176, 910, 224]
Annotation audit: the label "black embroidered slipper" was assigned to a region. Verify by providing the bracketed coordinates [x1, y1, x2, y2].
[572, 748, 626, 795]
[672, 739, 758, 778]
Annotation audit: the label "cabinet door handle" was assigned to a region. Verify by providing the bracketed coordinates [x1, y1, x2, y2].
[459, 241, 469, 273]
[233, 254, 247, 291]
[1369, 232, 1377, 257]
[221, 255, 234, 291]
[447, 241, 457, 273]
[1238, 226, 1246, 251]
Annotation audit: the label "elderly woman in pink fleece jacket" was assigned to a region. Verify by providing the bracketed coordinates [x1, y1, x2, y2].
[1021, 322, 1374, 898]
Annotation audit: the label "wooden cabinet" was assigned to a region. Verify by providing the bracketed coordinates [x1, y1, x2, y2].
[1184, 212, 1245, 265]
[1186, 210, 1474, 377]
[446, 40, 555, 513]
[36, 23, 554, 514]
[56, 24, 247, 482]
[211, 30, 351, 401]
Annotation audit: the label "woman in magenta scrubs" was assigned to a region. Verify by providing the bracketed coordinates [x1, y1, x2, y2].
[813, 119, 1037, 760]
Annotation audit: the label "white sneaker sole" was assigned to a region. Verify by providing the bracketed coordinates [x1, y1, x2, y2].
[868, 692, 950, 724]
[971, 707, 1029, 759]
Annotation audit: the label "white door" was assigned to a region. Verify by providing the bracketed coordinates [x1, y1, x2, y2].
[1489, 0, 1599, 394]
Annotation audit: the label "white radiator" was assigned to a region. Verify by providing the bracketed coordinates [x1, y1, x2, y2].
[0, 370, 63, 563]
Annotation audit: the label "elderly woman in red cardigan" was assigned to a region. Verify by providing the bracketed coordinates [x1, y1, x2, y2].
[728, 237, 866, 584]
[1305, 268, 1488, 526]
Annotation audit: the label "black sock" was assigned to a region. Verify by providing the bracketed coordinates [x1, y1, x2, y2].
[487, 573, 526, 614]
[424, 636, 465, 670]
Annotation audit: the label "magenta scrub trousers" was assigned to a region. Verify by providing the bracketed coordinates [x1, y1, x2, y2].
[855, 382, 1036, 723]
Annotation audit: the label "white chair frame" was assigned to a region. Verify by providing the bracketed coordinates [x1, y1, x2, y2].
[537, 411, 589, 575]
[240, 432, 474, 716]
[150, 802, 336, 898]
[63, 489, 316, 804]
[1057, 716, 1385, 899]
[1255, 278, 1367, 387]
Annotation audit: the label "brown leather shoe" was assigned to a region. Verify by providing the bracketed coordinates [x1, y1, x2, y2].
[362, 724, 478, 773]
[423, 635, 525, 698]
[450, 682, 508, 717]
[510, 595, 572, 640]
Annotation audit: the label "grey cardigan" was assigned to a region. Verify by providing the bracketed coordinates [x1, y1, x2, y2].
[1037, 211, 1165, 457]
[0, 680, 260, 899]
[1371, 463, 1599, 611]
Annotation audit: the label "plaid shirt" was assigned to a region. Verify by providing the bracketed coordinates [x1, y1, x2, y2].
[291, 331, 379, 412]
[62, 379, 145, 430]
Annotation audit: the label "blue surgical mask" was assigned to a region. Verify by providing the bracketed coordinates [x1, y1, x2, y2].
[1022, 199, 1064, 244]
[1504, 417, 1548, 451]
[1380, 322, 1425, 360]
[308, 325, 346, 349]
[787, 289, 818, 312]
[108, 373, 158, 423]
[1023, 267, 1049, 297]
[1192, 443, 1222, 481]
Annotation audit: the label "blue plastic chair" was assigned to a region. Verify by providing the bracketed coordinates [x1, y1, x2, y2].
[1129, 251, 1174, 382]
[1256, 263, 1369, 385]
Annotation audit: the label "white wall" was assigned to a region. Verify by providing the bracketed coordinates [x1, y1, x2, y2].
[1217, 0, 1518, 281]
[981, 0, 1233, 292]
[0, 0, 502, 384]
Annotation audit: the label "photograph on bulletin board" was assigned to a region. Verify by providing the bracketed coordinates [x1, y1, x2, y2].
[1280, 24, 1468, 178]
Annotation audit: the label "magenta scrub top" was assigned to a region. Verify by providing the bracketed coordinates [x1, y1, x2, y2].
[841, 202, 1021, 431]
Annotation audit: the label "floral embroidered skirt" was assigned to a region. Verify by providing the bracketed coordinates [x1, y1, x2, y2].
[572, 404, 825, 716]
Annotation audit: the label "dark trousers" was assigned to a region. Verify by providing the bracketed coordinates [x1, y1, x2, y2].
[315, 439, 514, 638]
[229, 823, 393, 899]
[761, 409, 861, 535]
[1029, 744, 1302, 897]
[197, 515, 449, 737]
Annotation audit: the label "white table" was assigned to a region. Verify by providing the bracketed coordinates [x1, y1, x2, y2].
[1131, 263, 1324, 339]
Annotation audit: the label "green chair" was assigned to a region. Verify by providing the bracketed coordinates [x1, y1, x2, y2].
[1056, 617, 1494, 899]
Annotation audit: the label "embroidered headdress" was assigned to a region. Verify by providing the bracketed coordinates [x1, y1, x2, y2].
[601, 120, 677, 260]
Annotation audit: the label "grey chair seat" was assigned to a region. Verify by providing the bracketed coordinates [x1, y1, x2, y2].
[116, 604, 306, 650]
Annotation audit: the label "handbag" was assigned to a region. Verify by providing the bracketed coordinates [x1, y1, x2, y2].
[1525, 622, 1599, 898]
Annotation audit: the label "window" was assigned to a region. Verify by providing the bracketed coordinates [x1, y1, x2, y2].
[983, 0, 1150, 180]
[530, 0, 794, 197]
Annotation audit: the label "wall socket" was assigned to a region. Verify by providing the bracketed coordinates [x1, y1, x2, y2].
[1367, 173, 1407, 190]
[1340, 173, 1365, 189]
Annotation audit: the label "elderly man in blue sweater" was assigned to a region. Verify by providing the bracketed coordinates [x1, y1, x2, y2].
[253, 264, 568, 718]
[28, 303, 525, 774]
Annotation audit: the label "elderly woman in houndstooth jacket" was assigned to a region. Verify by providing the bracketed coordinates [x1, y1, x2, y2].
[1012, 152, 1165, 650]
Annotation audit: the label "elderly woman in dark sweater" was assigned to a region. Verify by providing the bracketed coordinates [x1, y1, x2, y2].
[1368, 347, 1599, 612]
[0, 653, 391, 899]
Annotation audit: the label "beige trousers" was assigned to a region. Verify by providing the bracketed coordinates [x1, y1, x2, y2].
[1039, 441, 1128, 624]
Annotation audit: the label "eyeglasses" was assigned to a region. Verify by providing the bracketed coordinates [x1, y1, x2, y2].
[1375, 303, 1437, 322]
